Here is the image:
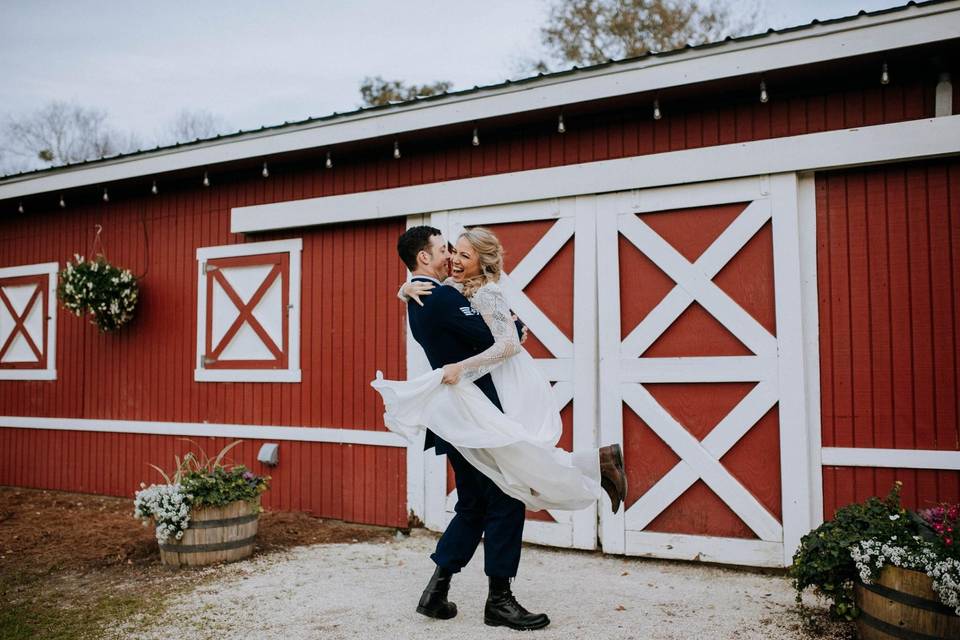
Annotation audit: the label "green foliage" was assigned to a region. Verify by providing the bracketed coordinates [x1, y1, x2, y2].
[57, 254, 138, 332]
[181, 464, 269, 509]
[790, 482, 917, 620]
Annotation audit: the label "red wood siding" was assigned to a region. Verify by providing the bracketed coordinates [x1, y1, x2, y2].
[0, 429, 406, 526]
[817, 159, 960, 517]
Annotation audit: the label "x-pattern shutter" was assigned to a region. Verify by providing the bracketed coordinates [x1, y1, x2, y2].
[203, 252, 289, 370]
[0, 274, 48, 369]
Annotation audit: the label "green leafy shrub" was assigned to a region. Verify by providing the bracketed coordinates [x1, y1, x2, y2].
[181, 465, 268, 510]
[790, 482, 916, 620]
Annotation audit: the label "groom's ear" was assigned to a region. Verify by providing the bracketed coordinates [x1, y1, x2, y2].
[416, 249, 430, 267]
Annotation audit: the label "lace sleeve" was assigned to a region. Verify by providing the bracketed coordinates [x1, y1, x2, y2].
[456, 283, 521, 382]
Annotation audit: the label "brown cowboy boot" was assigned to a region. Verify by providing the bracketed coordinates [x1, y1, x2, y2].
[599, 444, 627, 513]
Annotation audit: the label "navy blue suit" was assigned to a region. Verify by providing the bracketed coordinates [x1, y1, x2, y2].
[406, 276, 525, 577]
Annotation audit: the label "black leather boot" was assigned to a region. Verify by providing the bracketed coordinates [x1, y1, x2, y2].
[416, 565, 457, 619]
[484, 576, 550, 630]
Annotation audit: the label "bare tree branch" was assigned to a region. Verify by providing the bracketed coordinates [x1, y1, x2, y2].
[358, 76, 454, 108]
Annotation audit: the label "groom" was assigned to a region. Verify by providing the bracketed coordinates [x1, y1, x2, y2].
[397, 225, 550, 631]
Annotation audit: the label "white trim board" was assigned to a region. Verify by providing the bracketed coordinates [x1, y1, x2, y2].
[4, 2, 959, 202]
[0, 416, 406, 447]
[233, 116, 960, 233]
[822, 448, 960, 471]
[0, 261, 58, 381]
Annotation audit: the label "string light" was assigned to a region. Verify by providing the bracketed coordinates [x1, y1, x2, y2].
[262, 162, 269, 178]
[557, 113, 566, 133]
[325, 151, 333, 169]
[59, 194, 66, 208]
[881, 62, 890, 85]
[653, 100, 662, 120]
[393, 140, 401, 159]
[760, 80, 769, 103]
[151, 180, 158, 195]
[17, 201, 24, 214]
[202, 171, 210, 187]
[472, 127, 480, 146]
[102, 188, 109, 203]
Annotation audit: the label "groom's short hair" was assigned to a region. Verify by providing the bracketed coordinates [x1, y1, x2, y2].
[397, 225, 442, 270]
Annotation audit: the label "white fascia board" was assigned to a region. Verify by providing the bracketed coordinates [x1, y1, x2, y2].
[0, 415, 407, 447]
[3, 2, 959, 202]
[233, 115, 960, 232]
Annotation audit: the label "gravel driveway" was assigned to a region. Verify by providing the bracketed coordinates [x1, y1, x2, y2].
[121, 530, 824, 640]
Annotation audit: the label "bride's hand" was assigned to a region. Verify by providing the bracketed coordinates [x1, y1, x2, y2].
[441, 363, 463, 385]
[401, 281, 435, 306]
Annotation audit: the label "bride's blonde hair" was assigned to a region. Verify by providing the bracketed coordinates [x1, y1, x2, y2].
[458, 227, 504, 299]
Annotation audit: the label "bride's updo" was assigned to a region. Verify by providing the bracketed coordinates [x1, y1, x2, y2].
[459, 227, 504, 299]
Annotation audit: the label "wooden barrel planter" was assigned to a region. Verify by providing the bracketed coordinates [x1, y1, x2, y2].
[158, 497, 260, 567]
[854, 565, 960, 639]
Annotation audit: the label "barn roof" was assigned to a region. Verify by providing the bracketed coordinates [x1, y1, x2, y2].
[2, 0, 958, 201]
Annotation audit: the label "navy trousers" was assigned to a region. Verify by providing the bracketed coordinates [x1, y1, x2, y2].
[430, 443, 526, 578]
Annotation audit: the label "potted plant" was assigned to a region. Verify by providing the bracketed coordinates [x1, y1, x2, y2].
[791, 482, 960, 638]
[133, 440, 270, 567]
[58, 253, 139, 332]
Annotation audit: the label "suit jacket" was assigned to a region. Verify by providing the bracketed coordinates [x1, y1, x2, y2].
[406, 275, 504, 456]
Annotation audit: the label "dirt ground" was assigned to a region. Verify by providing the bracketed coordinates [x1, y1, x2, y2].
[0, 486, 394, 639]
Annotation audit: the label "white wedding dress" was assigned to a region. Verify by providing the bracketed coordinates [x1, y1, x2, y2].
[371, 280, 601, 512]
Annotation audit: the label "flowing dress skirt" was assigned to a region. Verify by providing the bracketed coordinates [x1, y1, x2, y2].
[371, 349, 601, 511]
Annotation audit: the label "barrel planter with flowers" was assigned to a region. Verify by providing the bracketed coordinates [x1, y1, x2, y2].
[134, 441, 270, 568]
[791, 483, 960, 639]
[854, 565, 960, 639]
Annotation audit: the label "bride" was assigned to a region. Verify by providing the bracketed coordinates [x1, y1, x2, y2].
[371, 227, 627, 513]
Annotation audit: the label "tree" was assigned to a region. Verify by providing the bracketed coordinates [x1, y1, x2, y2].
[358, 76, 454, 108]
[0, 101, 139, 172]
[159, 108, 229, 145]
[538, 0, 757, 69]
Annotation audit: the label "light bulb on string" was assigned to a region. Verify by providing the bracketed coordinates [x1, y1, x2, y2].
[151, 180, 158, 195]
[653, 100, 662, 120]
[557, 113, 566, 133]
[202, 171, 210, 187]
[59, 195, 66, 208]
[393, 140, 401, 159]
[262, 162, 269, 178]
[881, 62, 890, 85]
[760, 80, 769, 103]
[472, 127, 480, 146]
[17, 201, 24, 214]
[325, 151, 333, 169]
[102, 188, 109, 203]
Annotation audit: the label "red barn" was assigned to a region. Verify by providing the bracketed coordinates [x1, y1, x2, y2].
[1, 1, 959, 567]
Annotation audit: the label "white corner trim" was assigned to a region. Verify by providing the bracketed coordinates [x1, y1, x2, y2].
[822, 447, 960, 471]
[0, 416, 407, 447]
[194, 238, 302, 383]
[4, 3, 958, 202]
[232, 115, 960, 233]
[0, 261, 58, 381]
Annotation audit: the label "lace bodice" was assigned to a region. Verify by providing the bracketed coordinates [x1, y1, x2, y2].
[455, 281, 521, 382]
[398, 279, 521, 382]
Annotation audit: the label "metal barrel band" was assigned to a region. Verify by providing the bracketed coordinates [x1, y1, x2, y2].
[159, 535, 257, 554]
[862, 581, 958, 617]
[188, 513, 259, 529]
[858, 610, 951, 640]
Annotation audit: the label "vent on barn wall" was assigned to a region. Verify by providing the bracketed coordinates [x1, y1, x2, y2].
[194, 239, 302, 383]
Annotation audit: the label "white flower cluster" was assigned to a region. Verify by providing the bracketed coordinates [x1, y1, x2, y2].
[851, 537, 960, 615]
[59, 254, 138, 332]
[134, 483, 193, 543]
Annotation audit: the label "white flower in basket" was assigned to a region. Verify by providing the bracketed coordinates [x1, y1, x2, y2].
[57, 254, 139, 332]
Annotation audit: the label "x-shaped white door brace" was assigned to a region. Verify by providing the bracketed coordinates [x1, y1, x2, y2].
[617, 199, 782, 542]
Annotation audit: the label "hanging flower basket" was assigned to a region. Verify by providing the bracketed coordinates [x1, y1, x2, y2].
[57, 254, 139, 332]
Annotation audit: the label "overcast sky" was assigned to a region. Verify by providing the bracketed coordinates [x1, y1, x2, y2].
[1, 0, 911, 152]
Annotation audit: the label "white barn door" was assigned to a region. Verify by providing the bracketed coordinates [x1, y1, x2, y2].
[424, 196, 599, 549]
[596, 175, 813, 567]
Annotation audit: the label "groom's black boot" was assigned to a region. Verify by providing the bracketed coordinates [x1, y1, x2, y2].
[416, 565, 457, 619]
[484, 577, 550, 630]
